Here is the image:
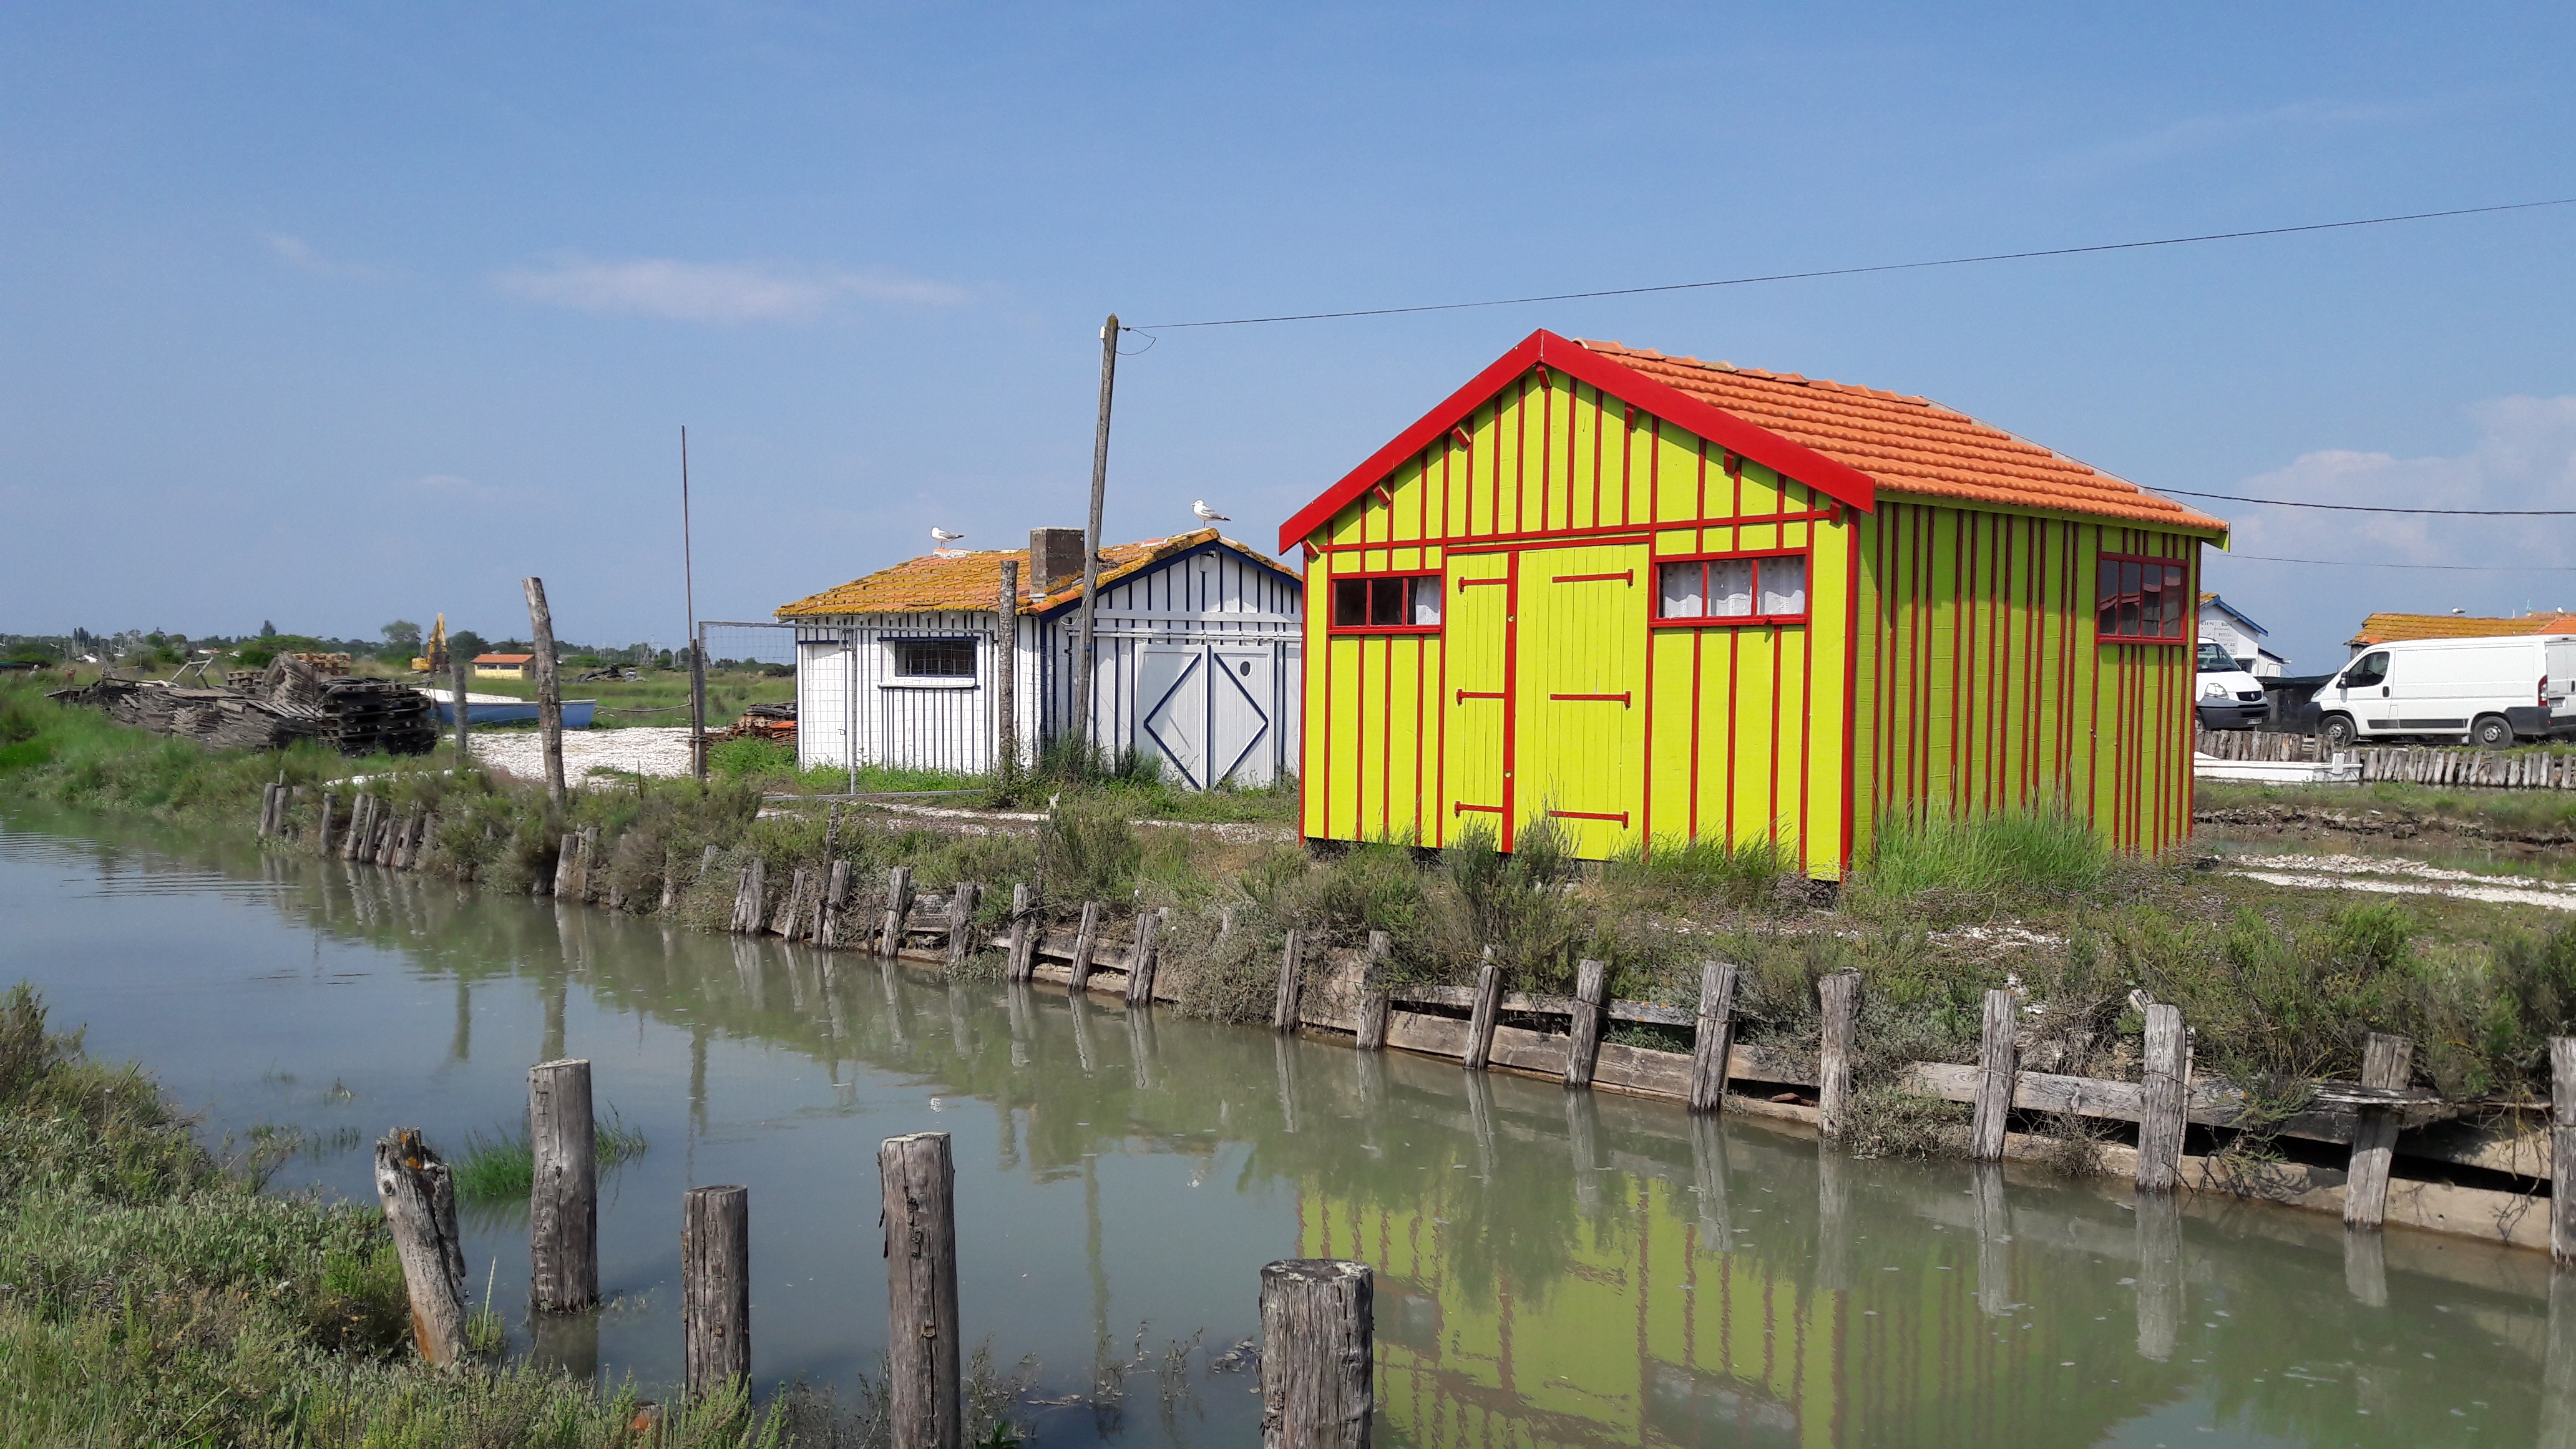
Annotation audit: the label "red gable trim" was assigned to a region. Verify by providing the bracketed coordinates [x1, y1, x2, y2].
[1277, 329, 1877, 552]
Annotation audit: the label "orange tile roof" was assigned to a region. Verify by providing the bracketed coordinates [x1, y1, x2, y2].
[1577, 340, 2225, 533]
[2346, 612, 2576, 647]
[774, 527, 1293, 618]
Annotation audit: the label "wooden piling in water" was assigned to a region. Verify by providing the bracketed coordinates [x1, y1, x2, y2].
[2343, 1032, 2415, 1230]
[1068, 900, 1103, 992]
[1354, 931, 1392, 1051]
[1273, 929, 1307, 1032]
[816, 859, 851, 945]
[554, 834, 582, 899]
[1463, 953, 1503, 1071]
[945, 882, 980, 967]
[256, 782, 278, 837]
[2137, 1003, 2188, 1192]
[1688, 960, 1739, 1113]
[1971, 988, 2018, 1162]
[2555, 1038, 2576, 1264]
[373, 1128, 471, 1365]
[315, 790, 337, 855]
[2134, 1190, 2182, 1361]
[772, 867, 812, 937]
[1563, 959, 1608, 1090]
[880, 1132, 961, 1449]
[340, 794, 368, 861]
[681, 1184, 750, 1400]
[1125, 907, 1164, 1005]
[1971, 1163, 2010, 1317]
[878, 867, 914, 959]
[524, 576, 567, 805]
[1006, 883, 1037, 982]
[1259, 1259, 1373, 1449]
[731, 861, 766, 933]
[1817, 969, 1861, 1138]
[529, 1058, 598, 1312]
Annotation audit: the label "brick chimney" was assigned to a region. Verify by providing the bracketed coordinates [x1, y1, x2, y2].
[1028, 527, 1087, 589]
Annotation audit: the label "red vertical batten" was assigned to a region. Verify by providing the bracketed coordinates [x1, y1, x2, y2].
[1843, 504, 1862, 874]
[1724, 630, 1741, 844]
[1640, 583, 1657, 854]
[1379, 628, 1393, 838]
[1410, 635, 1426, 841]
[1589, 386, 1604, 529]
[1501, 549, 1520, 852]
[1536, 368, 1553, 535]
[1686, 630, 1704, 841]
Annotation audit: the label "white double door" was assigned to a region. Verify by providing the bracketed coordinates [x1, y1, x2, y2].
[1136, 643, 1279, 789]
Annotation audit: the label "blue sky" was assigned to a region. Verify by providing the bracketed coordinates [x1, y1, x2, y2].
[4, 2, 2570, 671]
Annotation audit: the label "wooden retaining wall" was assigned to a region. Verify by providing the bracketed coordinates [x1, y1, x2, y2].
[2198, 726, 2576, 789]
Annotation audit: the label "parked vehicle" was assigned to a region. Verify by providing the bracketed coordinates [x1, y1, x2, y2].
[2195, 639, 2270, 730]
[2314, 635, 2576, 749]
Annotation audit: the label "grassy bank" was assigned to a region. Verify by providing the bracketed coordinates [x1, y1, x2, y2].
[12, 673, 2576, 1158]
[2197, 777, 2576, 837]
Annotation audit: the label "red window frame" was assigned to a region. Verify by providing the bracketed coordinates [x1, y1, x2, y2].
[2095, 552, 2189, 644]
[1327, 570, 1443, 635]
[1650, 546, 1812, 628]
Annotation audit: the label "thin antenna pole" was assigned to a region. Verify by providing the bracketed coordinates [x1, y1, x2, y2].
[683, 426, 708, 781]
[1071, 314, 1118, 757]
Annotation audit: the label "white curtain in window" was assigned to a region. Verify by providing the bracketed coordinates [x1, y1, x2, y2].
[1659, 563, 1704, 618]
[1410, 575, 1443, 625]
[1759, 557, 1806, 616]
[1710, 560, 1755, 617]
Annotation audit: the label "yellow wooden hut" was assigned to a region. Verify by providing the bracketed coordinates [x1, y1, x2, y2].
[1277, 330, 2227, 877]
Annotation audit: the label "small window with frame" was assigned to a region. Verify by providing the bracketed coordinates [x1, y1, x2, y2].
[892, 638, 977, 679]
[2095, 554, 2188, 642]
[1654, 550, 1808, 625]
[1329, 572, 1442, 632]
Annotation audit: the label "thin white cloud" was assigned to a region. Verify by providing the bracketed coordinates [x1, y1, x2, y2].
[265, 233, 395, 280]
[2043, 100, 2414, 180]
[393, 472, 518, 505]
[494, 253, 970, 323]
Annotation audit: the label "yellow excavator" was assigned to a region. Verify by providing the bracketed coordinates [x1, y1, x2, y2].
[409, 615, 449, 675]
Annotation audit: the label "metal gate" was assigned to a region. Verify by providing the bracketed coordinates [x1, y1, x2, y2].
[1137, 642, 1284, 789]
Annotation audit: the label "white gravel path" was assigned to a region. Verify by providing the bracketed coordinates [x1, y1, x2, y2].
[2225, 852, 2576, 912]
[470, 726, 696, 781]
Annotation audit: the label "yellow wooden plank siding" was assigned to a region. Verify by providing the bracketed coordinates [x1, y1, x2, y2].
[1852, 504, 2200, 861]
[1302, 366, 1855, 875]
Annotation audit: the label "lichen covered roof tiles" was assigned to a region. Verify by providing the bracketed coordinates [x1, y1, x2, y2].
[1577, 340, 2224, 532]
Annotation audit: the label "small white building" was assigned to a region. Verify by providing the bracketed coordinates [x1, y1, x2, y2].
[774, 526, 1304, 786]
[2198, 593, 2288, 678]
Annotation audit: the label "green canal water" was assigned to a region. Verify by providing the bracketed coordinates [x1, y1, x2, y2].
[0, 805, 2555, 1447]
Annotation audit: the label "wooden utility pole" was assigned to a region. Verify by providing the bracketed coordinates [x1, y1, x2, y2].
[994, 559, 1018, 778]
[529, 1059, 598, 1312]
[881, 1133, 962, 1449]
[1070, 314, 1118, 756]
[1259, 1259, 1373, 1449]
[449, 655, 472, 764]
[524, 576, 567, 804]
[373, 1128, 471, 1364]
[682, 426, 707, 781]
[682, 1185, 751, 1398]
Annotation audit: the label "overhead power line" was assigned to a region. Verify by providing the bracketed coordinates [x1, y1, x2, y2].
[2215, 554, 2576, 573]
[1133, 197, 2575, 331]
[2164, 489, 2576, 517]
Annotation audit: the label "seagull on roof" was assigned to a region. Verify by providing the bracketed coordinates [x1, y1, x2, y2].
[1192, 500, 1229, 523]
[930, 527, 967, 555]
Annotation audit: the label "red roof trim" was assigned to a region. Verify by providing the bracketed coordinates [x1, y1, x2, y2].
[1277, 329, 1878, 552]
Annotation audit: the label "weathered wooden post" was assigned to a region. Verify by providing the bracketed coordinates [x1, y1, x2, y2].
[1971, 988, 2018, 1162]
[315, 789, 337, 855]
[1006, 883, 1037, 981]
[524, 575, 567, 806]
[1272, 929, 1307, 1032]
[1688, 960, 1739, 1113]
[1354, 931, 1392, 1051]
[257, 782, 278, 837]
[1564, 958, 1609, 1089]
[449, 654, 472, 763]
[994, 559, 1019, 781]
[340, 793, 368, 861]
[2343, 1031, 2416, 1230]
[879, 866, 914, 959]
[729, 860, 766, 934]
[2136, 1003, 2188, 1192]
[2344, 1225, 2389, 1306]
[1124, 907, 1165, 1005]
[2134, 1189, 2182, 1361]
[881, 1133, 961, 1449]
[1971, 1162, 2010, 1317]
[2547, 1264, 2576, 1449]
[529, 1058, 598, 1312]
[1463, 951, 1503, 1071]
[1068, 900, 1104, 992]
[554, 833, 582, 899]
[373, 1128, 471, 1364]
[771, 867, 812, 937]
[1817, 969, 1861, 1139]
[814, 859, 851, 945]
[1259, 1259, 1373, 1449]
[682, 1184, 751, 1400]
[2555, 1038, 2576, 1264]
[945, 882, 981, 967]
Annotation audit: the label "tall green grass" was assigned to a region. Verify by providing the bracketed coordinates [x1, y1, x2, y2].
[452, 1111, 650, 1203]
[1856, 806, 2110, 904]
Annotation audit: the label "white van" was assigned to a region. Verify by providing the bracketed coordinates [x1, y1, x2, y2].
[2316, 635, 2576, 749]
[2196, 639, 2271, 730]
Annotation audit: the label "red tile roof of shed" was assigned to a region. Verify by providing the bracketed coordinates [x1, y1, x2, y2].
[774, 528, 1289, 618]
[1576, 340, 2224, 532]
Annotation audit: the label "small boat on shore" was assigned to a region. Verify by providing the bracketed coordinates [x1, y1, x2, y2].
[422, 688, 596, 729]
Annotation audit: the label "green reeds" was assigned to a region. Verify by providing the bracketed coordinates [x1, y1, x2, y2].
[452, 1109, 650, 1204]
[1857, 804, 2110, 904]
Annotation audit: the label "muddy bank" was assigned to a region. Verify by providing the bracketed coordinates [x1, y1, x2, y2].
[2196, 802, 2576, 851]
